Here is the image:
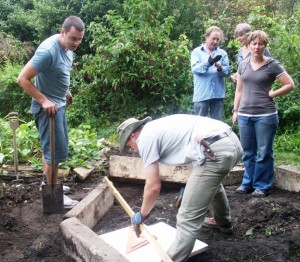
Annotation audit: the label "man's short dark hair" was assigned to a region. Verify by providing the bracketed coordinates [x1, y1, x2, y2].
[63, 16, 85, 33]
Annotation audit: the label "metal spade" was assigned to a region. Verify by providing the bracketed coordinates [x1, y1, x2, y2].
[42, 115, 63, 214]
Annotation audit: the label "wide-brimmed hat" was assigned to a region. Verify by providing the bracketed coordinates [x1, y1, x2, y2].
[118, 116, 152, 154]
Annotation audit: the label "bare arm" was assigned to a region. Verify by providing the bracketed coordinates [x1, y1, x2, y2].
[140, 161, 161, 218]
[230, 72, 238, 83]
[269, 72, 295, 98]
[17, 62, 57, 115]
[232, 73, 243, 124]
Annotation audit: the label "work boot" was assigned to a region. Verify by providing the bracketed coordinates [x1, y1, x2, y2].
[251, 189, 267, 198]
[203, 217, 233, 234]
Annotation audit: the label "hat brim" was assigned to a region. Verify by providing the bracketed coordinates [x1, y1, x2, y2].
[119, 116, 152, 154]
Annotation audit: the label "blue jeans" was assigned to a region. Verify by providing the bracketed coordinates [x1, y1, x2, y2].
[238, 114, 279, 192]
[32, 107, 68, 164]
[194, 99, 224, 121]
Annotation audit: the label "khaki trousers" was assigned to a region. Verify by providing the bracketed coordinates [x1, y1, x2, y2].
[167, 132, 243, 262]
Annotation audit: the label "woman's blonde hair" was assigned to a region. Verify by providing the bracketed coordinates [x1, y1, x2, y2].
[248, 30, 269, 46]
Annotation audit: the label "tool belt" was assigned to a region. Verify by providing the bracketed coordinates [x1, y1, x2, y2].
[200, 129, 232, 160]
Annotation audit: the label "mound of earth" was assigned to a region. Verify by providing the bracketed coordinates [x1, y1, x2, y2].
[0, 150, 299, 262]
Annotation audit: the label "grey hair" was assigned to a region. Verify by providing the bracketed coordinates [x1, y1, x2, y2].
[234, 23, 252, 38]
[205, 26, 224, 41]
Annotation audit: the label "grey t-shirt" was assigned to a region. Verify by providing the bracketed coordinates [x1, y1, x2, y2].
[237, 58, 285, 115]
[237, 48, 271, 68]
[137, 114, 230, 167]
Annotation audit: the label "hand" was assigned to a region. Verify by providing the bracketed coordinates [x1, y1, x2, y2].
[208, 54, 222, 65]
[42, 99, 57, 116]
[66, 91, 73, 107]
[269, 89, 275, 98]
[232, 112, 238, 124]
[215, 61, 222, 72]
[230, 74, 237, 83]
[131, 211, 144, 237]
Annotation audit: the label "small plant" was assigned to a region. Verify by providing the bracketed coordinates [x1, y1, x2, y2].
[265, 226, 273, 237]
[262, 199, 280, 212]
[245, 227, 254, 236]
[0, 118, 106, 170]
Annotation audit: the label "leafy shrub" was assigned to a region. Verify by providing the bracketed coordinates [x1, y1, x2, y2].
[64, 125, 106, 169]
[76, 0, 192, 124]
[0, 63, 32, 120]
[0, 32, 33, 65]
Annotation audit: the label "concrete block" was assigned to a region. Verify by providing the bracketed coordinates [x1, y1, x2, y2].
[275, 165, 300, 192]
[109, 155, 243, 186]
[73, 166, 95, 181]
[224, 164, 244, 185]
[58, 168, 70, 179]
[60, 217, 128, 262]
[64, 182, 114, 228]
[109, 155, 190, 183]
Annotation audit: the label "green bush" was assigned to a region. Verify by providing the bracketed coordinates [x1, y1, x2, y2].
[75, 0, 192, 125]
[0, 63, 32, 120]
[0, 118, 106, 170]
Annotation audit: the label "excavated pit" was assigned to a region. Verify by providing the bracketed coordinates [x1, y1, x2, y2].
[60, 157, 300, 261]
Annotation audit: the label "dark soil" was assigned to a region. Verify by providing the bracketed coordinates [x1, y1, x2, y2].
[1, 149, 300, 262]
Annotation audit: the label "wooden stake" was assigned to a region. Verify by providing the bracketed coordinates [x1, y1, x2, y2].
[104, 176, 173, 262]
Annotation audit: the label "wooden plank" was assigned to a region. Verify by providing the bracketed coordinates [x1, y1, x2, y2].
[0, 172, 41, 182]
[109, 155, 244, 185]
[2, 164, 35, 172]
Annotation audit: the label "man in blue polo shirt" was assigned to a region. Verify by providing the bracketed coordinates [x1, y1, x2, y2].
[17, 16, 84, 192]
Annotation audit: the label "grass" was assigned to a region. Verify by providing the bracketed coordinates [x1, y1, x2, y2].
[275, 151, 300, 168]
[274, 130, 300, 168]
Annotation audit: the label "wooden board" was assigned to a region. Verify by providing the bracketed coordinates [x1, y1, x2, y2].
[99, 222, 208, 262]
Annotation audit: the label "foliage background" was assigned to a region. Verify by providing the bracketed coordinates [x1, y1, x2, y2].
[0, 0, 299, 167]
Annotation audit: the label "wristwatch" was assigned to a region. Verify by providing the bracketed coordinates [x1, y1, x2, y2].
[232, 109, 238, 113]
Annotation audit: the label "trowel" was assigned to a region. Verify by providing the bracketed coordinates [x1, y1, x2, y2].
[8, 112, 23, 183]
